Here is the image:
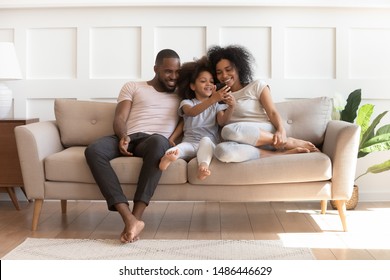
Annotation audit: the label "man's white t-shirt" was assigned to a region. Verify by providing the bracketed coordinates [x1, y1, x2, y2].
[118, 81, 180, 138]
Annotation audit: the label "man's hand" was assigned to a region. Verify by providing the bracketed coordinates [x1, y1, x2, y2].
[168, 138, 176, 147]
[119, 135, 133, 156]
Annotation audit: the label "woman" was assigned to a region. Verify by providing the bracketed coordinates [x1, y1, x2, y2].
[207, 45, 318, 163]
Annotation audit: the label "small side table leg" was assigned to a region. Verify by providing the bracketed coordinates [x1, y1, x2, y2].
[6, 187, 20, 210]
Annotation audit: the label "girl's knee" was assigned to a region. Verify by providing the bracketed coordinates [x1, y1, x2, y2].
[199, 137, 213, 145]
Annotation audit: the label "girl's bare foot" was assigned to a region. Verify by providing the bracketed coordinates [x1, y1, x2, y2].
[159, 149, 179, 170]
[197, 162, 211, 180]
[120, 218, 145, 243]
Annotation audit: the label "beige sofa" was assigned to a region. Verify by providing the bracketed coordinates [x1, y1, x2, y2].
[15, 97, 360, 232]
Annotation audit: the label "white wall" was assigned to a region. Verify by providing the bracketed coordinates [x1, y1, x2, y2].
[1, 1, 389, 201]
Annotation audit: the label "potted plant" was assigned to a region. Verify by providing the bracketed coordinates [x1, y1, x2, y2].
[331, 89, 390, 209]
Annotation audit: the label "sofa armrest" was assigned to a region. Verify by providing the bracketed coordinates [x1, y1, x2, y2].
[15, 121, 64, 199]
[322, 120, 361, 200]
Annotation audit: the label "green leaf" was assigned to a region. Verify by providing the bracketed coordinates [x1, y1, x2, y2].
[377, 124, 390, 136]
[340, 89, 361, 123]
[367, 159, 390, 174]
[359, 133, 390, 154]
[356, 160, 390, 181]
[358, 151, 369, 158]
[357, 104, 374, 144]
[360, 110, 388, 149]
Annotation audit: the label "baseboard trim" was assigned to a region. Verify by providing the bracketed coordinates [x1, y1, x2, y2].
[2, 188, 390, 202]
[359, 192, 390, 202]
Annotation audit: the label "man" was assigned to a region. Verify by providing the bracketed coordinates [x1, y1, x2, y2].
[85, 49, 181, 243]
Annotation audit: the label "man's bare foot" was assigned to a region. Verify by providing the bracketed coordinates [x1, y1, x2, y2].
[197, 162, 211, 180]
[159, 149, 179, 170]
[120, 218, 145, 243]
[284, 137, 319, 152]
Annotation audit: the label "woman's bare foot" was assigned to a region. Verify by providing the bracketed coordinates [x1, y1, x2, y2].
[284, 137, 319, 152]
[197, 162, 211, 180]
[260, 146, 310, 158]
[120, 217, 145, 243]
[282, 147, 310, 154]
[159, 149, 179, 170]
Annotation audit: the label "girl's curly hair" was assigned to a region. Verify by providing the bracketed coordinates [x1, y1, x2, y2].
[177, 56, 213, 100]
[207, 45, 254, 85]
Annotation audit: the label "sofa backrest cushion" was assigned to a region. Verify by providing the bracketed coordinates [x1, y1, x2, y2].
[54, 96, 332, 148]
[275, 96, 332, 145]
[55, 99, 116, 147]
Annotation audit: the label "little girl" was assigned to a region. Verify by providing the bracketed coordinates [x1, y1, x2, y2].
[159, 57, 235, 180]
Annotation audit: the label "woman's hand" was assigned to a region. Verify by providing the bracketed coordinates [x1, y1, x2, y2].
[119, 135, 133, 156]
[273, 130, 287, 150]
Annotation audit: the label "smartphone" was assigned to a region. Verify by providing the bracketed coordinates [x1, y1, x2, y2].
[216, 83, 226, 91]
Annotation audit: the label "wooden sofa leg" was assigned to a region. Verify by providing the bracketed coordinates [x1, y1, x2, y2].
[32, 199, 44, 231]
[334, 200, 348, 232]
[61, 200, 67, 214]
[320, 200, 327, 214]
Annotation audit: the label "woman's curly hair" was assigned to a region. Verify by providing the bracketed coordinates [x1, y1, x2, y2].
[177, 56, 213, 100]
[207, 45, 254, 85]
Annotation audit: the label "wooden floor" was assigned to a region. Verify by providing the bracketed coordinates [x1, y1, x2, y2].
[1, 199, 390, 260]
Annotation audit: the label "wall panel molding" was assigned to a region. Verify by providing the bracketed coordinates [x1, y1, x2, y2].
[220, 26, 271, 79]
[26, 27, 77, 79]
[154, 26, 206, 63]
[2, 0, 390, 9]
[284, 27, 336, 79]
[349, 28, 390, 79]
[90, 26, 141, 79]
[1, 4, 390, 200]
[0, 28, 14, 42]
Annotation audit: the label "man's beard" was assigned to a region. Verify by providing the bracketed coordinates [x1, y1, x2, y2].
[158, 76, 176, 93]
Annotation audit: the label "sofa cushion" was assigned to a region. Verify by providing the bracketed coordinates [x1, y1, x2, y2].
[54, 97, 331, 148]
[55, 99, 116, 147]
[45, 147, 188, 184]
[187, 152, 332, 185]
[275, 96, 332, 146]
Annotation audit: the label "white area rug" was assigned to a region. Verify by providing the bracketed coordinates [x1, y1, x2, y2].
[3, 238, 315, 260]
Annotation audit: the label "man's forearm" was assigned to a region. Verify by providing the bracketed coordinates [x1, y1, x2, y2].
[114, 119, 128, 139]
